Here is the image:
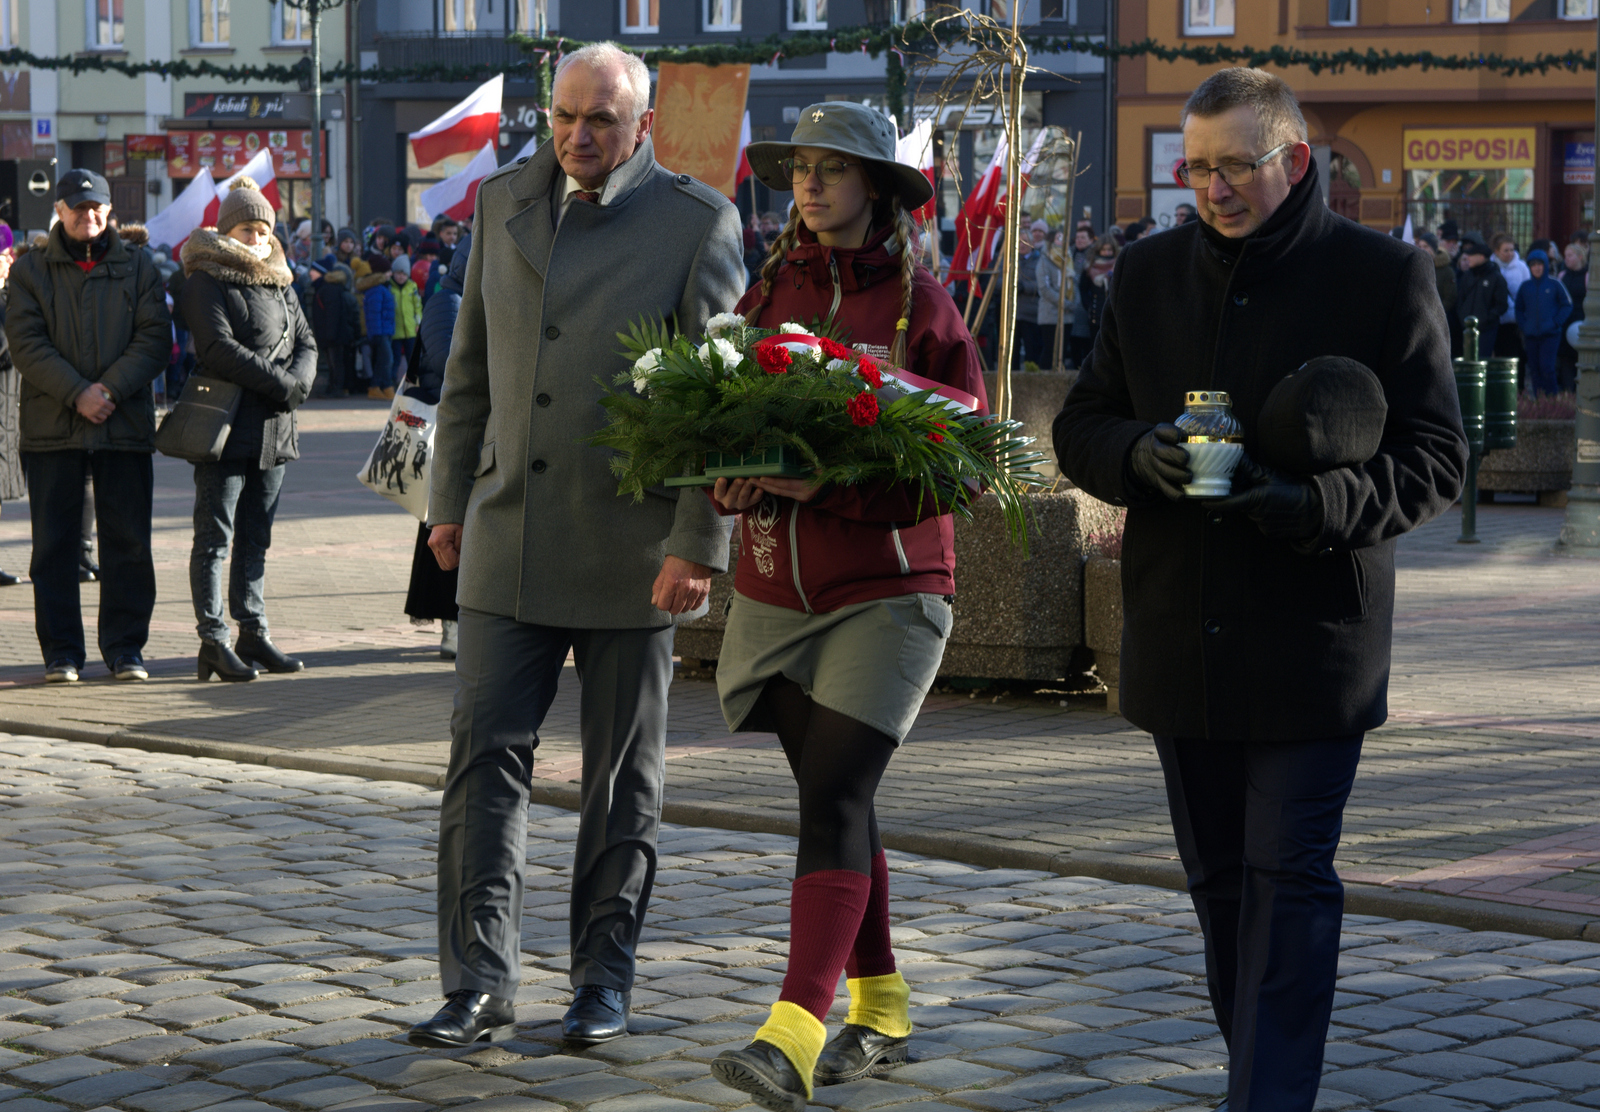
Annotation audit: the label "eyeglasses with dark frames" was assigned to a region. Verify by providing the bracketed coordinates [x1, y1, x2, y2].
[1176, 142, 1291, 189]
[781, 157, 862, 186]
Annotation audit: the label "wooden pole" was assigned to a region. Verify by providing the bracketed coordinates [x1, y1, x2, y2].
[1052, 132, 1080, 372]
[961, 215, 994, 328]
[992, 13, 1027, 423]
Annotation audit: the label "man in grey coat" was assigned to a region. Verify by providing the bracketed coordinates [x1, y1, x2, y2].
[409, 42, 743, 1051]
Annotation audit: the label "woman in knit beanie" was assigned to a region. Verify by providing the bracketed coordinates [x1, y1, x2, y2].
[179, 177, 317, 682]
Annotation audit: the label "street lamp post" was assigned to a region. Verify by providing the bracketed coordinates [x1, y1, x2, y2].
[1558, 17, 1600, 554]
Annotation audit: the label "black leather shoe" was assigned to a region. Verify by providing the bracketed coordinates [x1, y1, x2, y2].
[79, 554, 99, 582]
[236, 629, 305, 673]
[197, 641, 257, 683]
[562, 985, 629, 1045]
[711, 1041, 807, 1112]
[407, 990, 515, 1049]
[814, 1023, 909, 1085]
[0, 569, 20, 587]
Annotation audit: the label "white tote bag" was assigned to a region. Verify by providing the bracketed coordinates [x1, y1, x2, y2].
[357, 391, 436, 522]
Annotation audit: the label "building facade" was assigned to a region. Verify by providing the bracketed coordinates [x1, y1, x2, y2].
[1113, 0, 1594, 244]
[355, 0, 1113, 243]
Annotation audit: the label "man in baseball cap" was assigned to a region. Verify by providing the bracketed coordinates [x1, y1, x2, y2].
[56, 168, 111, 210]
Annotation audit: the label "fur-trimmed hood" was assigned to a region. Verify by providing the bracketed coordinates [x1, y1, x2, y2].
[355, 270, 390, 294]
[181, 227, 293, 288]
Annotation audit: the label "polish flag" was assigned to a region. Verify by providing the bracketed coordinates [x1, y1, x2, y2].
[514, 133, 541, 161]
[214, 148, 281, 216]
[946, 133, 1007, 295]
[410, 74, 503, 169]
[145, 167, 215, 253]
[896, 117, 936, 224]
[729, 111, 752, 201]
[419, 141, 499, 222]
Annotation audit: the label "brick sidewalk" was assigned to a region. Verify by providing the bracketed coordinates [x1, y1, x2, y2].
[0, 405, 1597, 927]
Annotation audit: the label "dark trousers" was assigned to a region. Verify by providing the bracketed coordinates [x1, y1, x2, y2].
[25, 449, 155, 669]
[437, 608, 673, 1000]
[1154, 733, 1364, 1112]
[1524, 333, 1561, 396]
[1015, 320, 1044, 368]
[190, 460, 286, 645]
[322, 343, 349, 396]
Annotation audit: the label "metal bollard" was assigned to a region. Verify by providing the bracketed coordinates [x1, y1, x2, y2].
[1455, 317, 1487, 543]
[1485, 356, 1519, 453]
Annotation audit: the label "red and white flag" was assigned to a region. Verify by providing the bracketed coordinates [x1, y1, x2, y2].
[215, 148, 281, 215]
[145, 167, 215, 253]
[419, 141, 499, 222]
[410, 74, 503, 169]
[947, 133, 1007, 294]
[729, 111, 752, 201]
[896, 117, 936, 224]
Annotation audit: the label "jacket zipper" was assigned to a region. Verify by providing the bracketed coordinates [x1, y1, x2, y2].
[827, 256, 843, 321]
[890, 526, 910, 575]
[788, 502, 813, 613]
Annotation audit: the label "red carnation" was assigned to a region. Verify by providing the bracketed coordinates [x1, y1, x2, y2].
[847, 391, 880, 427]
[928, 421, 947, 443]
[856, 355, 883, 389]
[756, 343, 793, 375]
[819, 337, 853, 362]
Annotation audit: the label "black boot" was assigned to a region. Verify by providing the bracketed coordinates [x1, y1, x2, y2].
[814, 1024, 909, 1085]
[236, 629, 305, 674]
[198, 641, 258, 682]
[711, 1041, 808, 1112]
[407, 991, 515, 1048]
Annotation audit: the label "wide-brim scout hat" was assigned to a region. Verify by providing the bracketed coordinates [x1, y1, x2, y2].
[746, 101, 934, 211]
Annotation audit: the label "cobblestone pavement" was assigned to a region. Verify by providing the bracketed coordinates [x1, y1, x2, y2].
[9, 738, 1600, 1112]
[0, 405, 1597, 918]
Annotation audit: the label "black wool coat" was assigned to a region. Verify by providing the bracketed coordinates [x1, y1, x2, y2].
[1053, 164, 1467, 741]
[181, 230, 317, 470]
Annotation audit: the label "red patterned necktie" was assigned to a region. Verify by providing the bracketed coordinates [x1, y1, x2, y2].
[571, 190, 600, 205]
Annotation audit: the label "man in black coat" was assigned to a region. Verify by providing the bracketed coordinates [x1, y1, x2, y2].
[1455, 238, 1509, 356]
[1054, 68, 1466, 1112]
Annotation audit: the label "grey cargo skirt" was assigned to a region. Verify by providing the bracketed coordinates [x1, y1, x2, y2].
[715, 591, 954, 744]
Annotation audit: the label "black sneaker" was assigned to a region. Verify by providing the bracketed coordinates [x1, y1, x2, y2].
[113, 656, 148, 682]
[44, 661, 79, 684]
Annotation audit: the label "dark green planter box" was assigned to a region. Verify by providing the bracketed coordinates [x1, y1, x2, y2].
[665, 446, 810, 487]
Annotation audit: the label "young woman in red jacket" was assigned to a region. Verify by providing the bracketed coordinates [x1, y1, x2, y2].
[708, 102, 986, 1112]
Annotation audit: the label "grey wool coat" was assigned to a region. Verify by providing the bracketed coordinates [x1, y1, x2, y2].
[430, 135, 744, 628]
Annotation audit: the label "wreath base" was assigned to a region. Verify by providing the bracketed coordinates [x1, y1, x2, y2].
[702, 446, 812, 480]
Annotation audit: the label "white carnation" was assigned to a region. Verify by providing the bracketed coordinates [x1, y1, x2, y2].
[825, 358, 851, 372]
[778, 321, 814, 336]
[631, 347, 662, 394]
[704, 312, 744, 338]
[697, 337, 742, 369]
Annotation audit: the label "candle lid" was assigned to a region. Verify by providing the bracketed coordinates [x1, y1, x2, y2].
[1185, 390, 1232, 406]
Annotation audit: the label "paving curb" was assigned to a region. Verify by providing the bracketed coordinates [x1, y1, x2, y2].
[9, 717, 1600, 945]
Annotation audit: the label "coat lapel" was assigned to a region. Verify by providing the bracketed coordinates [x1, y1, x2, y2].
[503, 145, 560, 279]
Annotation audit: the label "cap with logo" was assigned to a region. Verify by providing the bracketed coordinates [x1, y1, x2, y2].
[57, 168, 111, 209]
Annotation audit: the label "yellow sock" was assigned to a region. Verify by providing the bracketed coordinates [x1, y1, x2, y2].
[844, 971, 912, 1038]
[753, 1000, 827, 1100]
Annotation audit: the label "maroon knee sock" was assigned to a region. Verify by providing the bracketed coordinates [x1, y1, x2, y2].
[845, 851, 896, 979]
[779, 869, 872, 1021]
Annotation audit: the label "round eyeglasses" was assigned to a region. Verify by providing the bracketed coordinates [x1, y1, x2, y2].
[1176, 142, 1291, 189]
[780, 157, 861, 186]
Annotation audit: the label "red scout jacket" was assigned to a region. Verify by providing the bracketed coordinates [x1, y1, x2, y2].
[720, 223, 987, 614]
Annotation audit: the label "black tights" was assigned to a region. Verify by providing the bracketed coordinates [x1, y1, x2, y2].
[756, 675, 895, 879]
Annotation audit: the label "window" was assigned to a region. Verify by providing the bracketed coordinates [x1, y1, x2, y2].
[272, 0, 311, 45]
[1453, 0, 1509, 21]
[1328, 0, 1355, 22]
[623, 0, 659, 31]
[441, 0, 476, 31]
[514, 0, 549, 32]
[706, 0, 741, 29]
[790, 0, 827, 29]
[0, 0, 15, 48]
[192, 0, 230, 45]
[896, 0, 927, 17]
[1562, 0, 1595, 17]
[88, 0, 125, 49]
[1183, 0, 1234, 33]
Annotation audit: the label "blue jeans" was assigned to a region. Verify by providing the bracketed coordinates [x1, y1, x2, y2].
[1155, 733, 1364, 1112]
[190, 460, 286, 645]
[367, 335, 394, 390]
[25, 449, 155, 669]
[1525, 332, 1561, 396]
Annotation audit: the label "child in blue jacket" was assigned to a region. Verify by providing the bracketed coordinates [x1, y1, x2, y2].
[357, 266, 397, 399]
[1515, 248, 1574, 397]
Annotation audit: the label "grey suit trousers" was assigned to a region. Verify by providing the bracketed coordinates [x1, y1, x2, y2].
[437, 606, 673, 1000]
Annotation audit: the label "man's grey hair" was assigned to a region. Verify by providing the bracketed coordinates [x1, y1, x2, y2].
[554, 42, 652, 123]
[1181, 68, 1308, 151]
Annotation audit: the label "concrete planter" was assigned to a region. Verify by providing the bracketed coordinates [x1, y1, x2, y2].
[1083, 555, 1123, 713]
[1478, 419, 1574, 499]
[676, 488, 1124, 682]
[982, 371, 1076, 473]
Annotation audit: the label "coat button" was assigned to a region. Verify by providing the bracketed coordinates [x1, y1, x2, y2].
[1233, 294, 1249, 306]
[545, 326, 559, 340]
[530, 459, 547, 473]
[536, 393, 551, 407]
[1203, 618, 1221, 634]
[677, 174, 691, 184]
[1209, 514, 1224, 525]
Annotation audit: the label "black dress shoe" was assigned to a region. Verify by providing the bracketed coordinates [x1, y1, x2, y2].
[235, 629, 305, 673]
[78, 558, 98, 583]
[814, 1023, 909, 1085]
[0, 569, 20, 586]
[407, 990, 515, 1048]
[562, 985, 629, 1045]
[711, 1041, 807, 1112]
[197, 641, 258, 682]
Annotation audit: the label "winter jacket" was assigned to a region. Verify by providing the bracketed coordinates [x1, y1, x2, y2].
[392, 276, 423, 340]
[1053, 160, 1467, 741]
[310, 270, 359, 348]
[1457, 259, 1509, 330]
[1037, 251, 1075, 327]
[1494, 252, 1531, 324]
[180, 229, 317, 469]
[1080, 263, 1112, 334]
[728, 222, 987, 615]
[1514, 250, 1574, 339]
[6, 222, 171, 453]
[1432, 249, 1456, 312]
[414, 234, 470, 404]
[1015, 247, 1042, 324]
[358, 271, 394, 337]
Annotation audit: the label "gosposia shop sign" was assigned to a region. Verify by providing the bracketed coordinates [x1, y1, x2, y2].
[1402, 128, 1536, 170]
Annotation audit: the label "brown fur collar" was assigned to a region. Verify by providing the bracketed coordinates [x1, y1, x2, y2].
[182, 228, 293, 288]
[355, 270, 390, 294]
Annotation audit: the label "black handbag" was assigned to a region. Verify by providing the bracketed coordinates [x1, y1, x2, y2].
[155, 288, 293, 463]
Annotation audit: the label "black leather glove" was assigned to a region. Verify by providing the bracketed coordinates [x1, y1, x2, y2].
[1214, 455, 1325, 544]
[1129, 423, 1192, 501]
